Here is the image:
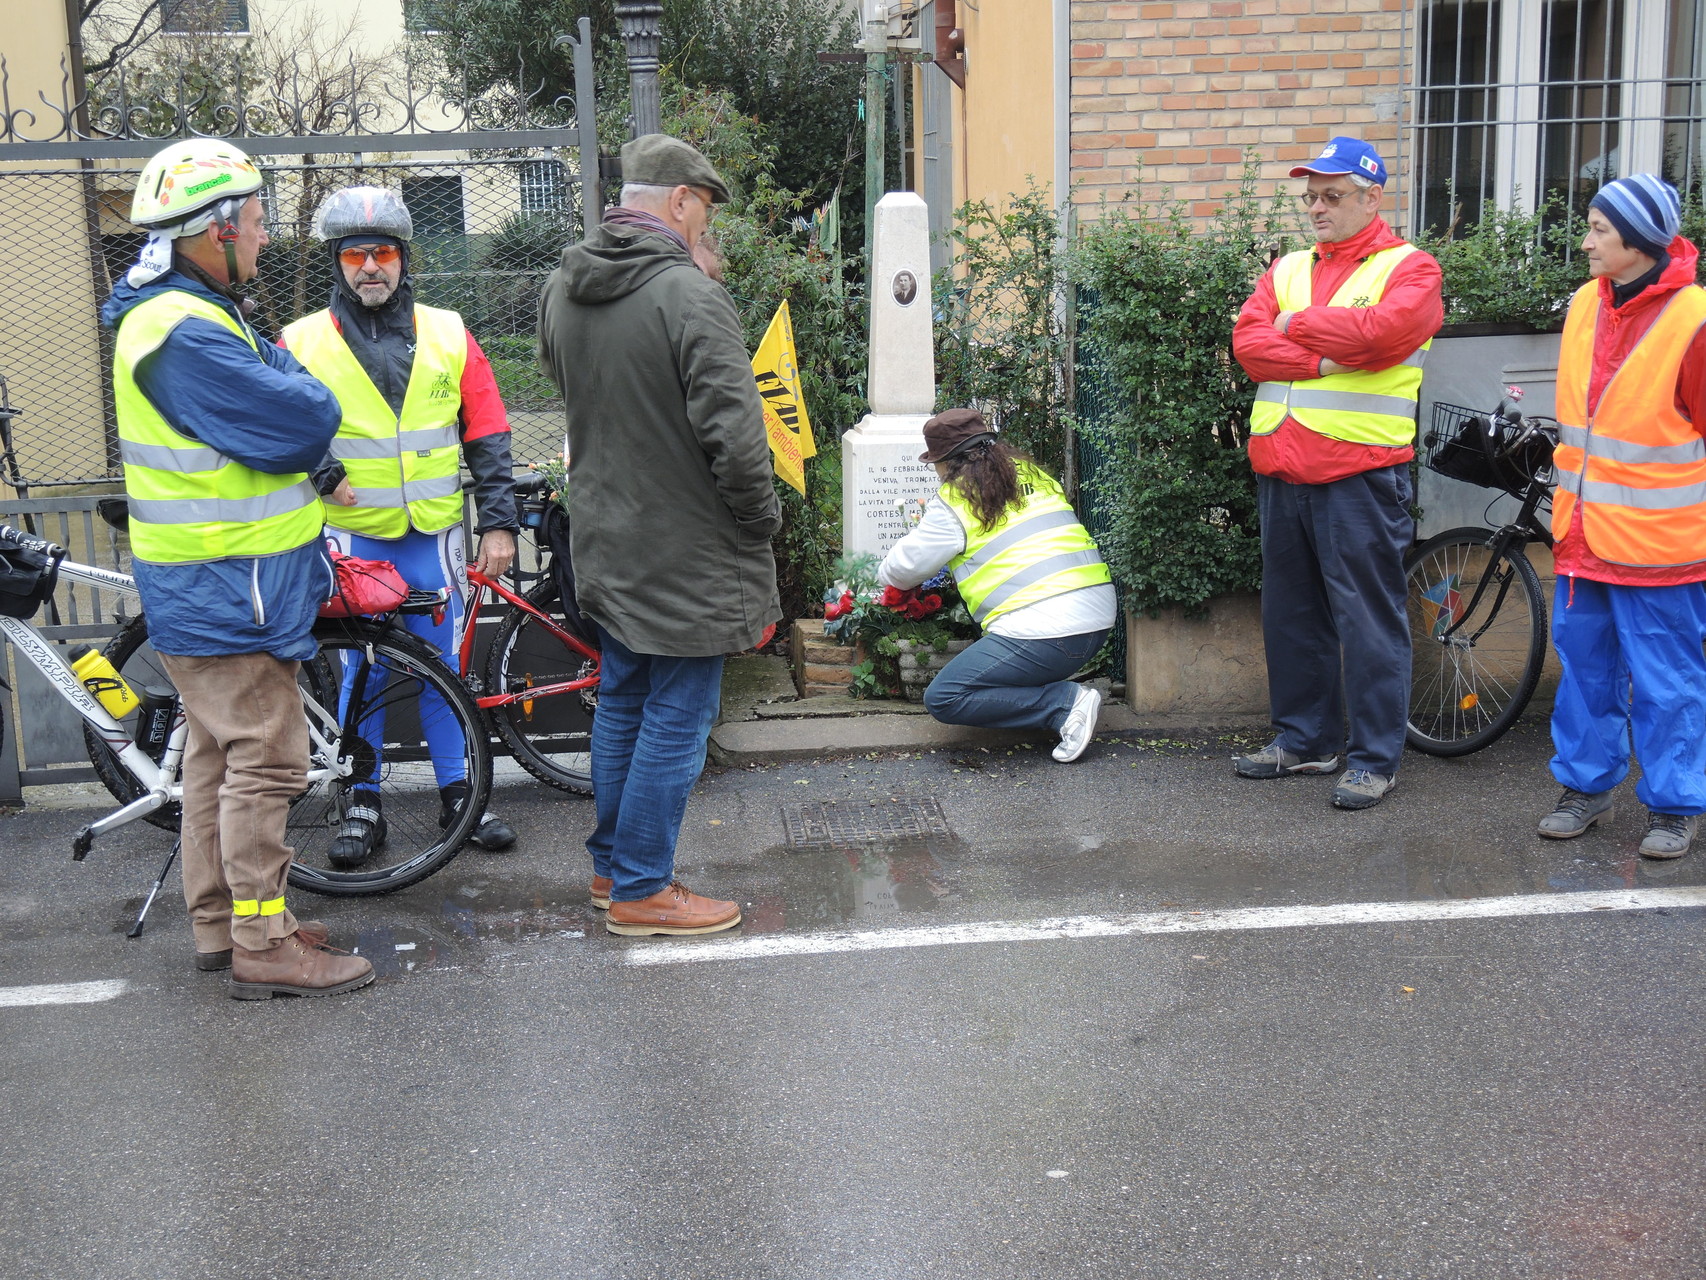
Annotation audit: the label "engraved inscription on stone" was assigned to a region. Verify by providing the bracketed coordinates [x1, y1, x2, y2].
[859, 460, 938, 544]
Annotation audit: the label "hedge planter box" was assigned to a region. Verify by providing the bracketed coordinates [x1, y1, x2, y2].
[894, 637, 974, 703]
[1124, 594, 1268, 716]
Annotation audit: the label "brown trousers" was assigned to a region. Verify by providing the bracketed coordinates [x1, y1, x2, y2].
[158, 652, 308, 953]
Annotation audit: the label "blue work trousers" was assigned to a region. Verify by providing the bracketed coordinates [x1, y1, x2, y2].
[586, 624, 725, 902]
[1549, 577, 1706, 816]
[924, 628, 1109, 730]
[1257, 466, 1413, 776]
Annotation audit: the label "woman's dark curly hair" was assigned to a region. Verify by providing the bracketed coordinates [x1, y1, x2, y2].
[939, 439, 1046, 533]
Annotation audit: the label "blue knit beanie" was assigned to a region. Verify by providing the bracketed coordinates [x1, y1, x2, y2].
[1589, 174, 1681, 260]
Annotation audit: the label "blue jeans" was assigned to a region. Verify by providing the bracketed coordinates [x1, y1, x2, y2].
[1257, 466, 1413, 776]
[587, 624, 725, 902]
[1549, 577, 1706, 815]
[923, 628, 1108, 730]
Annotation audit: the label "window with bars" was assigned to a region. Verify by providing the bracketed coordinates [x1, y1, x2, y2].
[1410, 0, 1706, 235]
[161, 0, 250, 34]
[520, 159, 568, 213]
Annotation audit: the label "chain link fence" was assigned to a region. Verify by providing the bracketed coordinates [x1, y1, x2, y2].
[0, 150, 587, 491]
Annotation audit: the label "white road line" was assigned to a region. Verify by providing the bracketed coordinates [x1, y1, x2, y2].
[624, 887, 1706, 967]
[0, 979, 129, 1007]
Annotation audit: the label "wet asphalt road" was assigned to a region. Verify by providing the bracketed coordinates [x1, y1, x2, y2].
[2, 719, 1704, 1280]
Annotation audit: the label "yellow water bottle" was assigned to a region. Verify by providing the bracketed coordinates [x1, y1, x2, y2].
[67, 644, 141, 718]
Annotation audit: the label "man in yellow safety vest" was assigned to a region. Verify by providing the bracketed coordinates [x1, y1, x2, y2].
[102, 138, 373, 998]
[1231, 137, 1444, 810]
[283, 186, 520, 867]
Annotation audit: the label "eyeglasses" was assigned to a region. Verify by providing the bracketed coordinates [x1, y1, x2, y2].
[338, 244, 402, 268]
[1298, 189, 1360, 208]
[688, 188, 719, 223]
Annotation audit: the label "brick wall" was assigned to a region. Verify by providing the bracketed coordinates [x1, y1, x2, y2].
[1070, 0, 1412, 225]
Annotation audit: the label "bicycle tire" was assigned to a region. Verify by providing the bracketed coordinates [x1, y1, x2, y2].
[1405, 526, 1547, 757]
[287, 617, 493, 896]
[84, 615, 188, 831]
[483, 577, 596, 794]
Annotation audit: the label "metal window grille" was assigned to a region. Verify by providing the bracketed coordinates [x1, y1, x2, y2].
[1406, 0, 1706, 235]
[161, 0, 250, 34]
[520, 159, 569, 213]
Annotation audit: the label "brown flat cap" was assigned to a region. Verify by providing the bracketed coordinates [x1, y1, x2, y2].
[919, 408, 996, 463]
[621, 133, 732, 204]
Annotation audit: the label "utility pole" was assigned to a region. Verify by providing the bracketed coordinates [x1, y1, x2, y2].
[863, 0, 888, 258]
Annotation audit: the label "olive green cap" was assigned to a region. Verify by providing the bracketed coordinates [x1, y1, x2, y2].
[620, 133, 731, 204]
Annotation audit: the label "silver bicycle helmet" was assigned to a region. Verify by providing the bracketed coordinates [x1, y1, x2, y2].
[311, 186, 414, 243]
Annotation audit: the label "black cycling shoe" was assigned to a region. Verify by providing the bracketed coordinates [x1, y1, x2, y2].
[328, 804, 387, 869]
[437, 782, 517, 851]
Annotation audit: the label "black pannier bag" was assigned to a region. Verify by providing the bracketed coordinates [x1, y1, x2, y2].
[541, 503, 593, 647]
[0, 539, 62, 620]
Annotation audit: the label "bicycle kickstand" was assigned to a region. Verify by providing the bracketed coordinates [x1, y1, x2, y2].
[127, 839, 180, 939]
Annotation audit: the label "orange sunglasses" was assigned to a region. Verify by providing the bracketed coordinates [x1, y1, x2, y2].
[339, 244, 402, 268]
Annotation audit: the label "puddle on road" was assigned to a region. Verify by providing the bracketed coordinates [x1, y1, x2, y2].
[348, 876, 598, 980]
[740, 835, 969, 934]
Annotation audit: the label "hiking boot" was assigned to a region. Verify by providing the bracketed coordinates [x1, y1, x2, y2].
[1640, 811, 1698, 860]
[439, 783, 517, 851]
[1332, 770, 1395, 810]
[589, 875, 613, 910]
[328, 803, 385, 869]
[196, 920, 329, 972]
[605, 880, 741, 937]
[229, 931, 374, 1000]
[1234, 739, 1343, 779]
[1052, 684, 1103, 763]
[1537, 788, 1615, 840]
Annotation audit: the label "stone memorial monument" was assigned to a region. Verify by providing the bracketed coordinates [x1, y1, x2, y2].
[841, 192, 939, 562]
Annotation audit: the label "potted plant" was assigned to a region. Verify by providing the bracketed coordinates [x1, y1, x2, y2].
[823, 554, 977, 700]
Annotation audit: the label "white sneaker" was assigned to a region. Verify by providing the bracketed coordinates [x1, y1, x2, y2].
[1052, 684, 1103, 762]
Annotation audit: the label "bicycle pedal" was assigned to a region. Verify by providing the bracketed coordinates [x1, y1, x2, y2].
[71, 826, 94, 861]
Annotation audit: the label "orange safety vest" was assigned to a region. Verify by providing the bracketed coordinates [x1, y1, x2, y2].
[1552, 280, 1706, 568]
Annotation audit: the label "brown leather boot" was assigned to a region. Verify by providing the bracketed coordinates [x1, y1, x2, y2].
[605, 880, 741, 937]
[589, 875, 613, 910]
[229, 930, 375, 999]
[196, 920, 330, 972]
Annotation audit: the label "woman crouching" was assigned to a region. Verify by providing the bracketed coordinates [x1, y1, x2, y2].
[878, 408, 1115, 762]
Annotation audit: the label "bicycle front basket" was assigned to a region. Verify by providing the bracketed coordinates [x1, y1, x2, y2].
[1422, 402, 1553, 498]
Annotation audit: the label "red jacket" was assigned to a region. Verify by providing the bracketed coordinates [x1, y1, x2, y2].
[1233, 217, 1444, 484]
[1553, 236, 1706, 587]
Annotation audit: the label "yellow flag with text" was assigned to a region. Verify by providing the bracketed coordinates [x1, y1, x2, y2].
[751, 301, 816, 495]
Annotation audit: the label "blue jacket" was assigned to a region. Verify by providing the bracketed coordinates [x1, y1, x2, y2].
[100, 273, 342, 660]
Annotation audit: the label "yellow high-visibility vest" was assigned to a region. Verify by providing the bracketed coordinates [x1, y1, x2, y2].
[941, 463, 1111, 628]
[284, 304, 467, 538]
[1248, 244, 1432, 447]
[114, 291, 322, 564]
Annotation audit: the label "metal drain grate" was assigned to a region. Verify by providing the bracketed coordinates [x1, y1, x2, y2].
[781, 797, 950, 848]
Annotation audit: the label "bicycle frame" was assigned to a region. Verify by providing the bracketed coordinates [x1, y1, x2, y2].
[0, 554, 348, 858]
[457, 567, 600, 712]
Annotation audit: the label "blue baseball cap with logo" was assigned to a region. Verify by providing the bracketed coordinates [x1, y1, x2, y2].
[1290, 136, 1388, 187]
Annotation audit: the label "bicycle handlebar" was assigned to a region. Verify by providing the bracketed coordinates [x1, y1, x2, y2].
[0, 522, 62, 557]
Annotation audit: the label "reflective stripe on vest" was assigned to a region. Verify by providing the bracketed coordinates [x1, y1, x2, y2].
[114, 291, 324, 565]
[941, 465, 1111, 627]
[1552, 280, 1706, 566]
[283, 304, 468, 538]
[1247, 243, 1432, 447]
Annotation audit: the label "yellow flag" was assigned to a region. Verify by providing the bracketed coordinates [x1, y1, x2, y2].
[751, 300, 816, 496]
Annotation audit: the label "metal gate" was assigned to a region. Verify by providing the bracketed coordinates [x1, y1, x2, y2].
[0, 20, 601, 796]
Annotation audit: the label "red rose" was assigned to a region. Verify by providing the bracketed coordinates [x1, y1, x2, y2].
[923, 594, 943, 611]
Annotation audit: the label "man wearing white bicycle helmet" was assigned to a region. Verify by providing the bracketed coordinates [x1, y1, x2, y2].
[101, 137, 373, 998]
[281, 185, 520, 866]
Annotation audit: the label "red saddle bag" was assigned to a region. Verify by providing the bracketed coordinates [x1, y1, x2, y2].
[318, 548, 411, 618]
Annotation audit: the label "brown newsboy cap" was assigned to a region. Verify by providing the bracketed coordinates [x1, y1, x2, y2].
[621, 133, 732, 204]
[919, 408, 997, 463]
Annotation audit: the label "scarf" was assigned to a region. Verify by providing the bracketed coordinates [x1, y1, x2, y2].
[602, 207, 693, 261]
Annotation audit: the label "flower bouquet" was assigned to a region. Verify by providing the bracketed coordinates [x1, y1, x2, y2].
[822, 554, 976, 699]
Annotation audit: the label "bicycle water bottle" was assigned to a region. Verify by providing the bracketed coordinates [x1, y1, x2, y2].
[133, 686, 178, 762]
[66, 644, 140, 718]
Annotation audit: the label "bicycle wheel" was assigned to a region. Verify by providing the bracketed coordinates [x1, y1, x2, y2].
[287, 617, 493, 896]
[483, 578, 596, 794]
[84, 614, 187, 831]
[1405, 527, 1547, 756]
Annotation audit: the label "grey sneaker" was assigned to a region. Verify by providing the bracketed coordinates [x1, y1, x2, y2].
[1053, 684, 1103, 763]
[1537, 788, 1615, 839]
[1234, 739, 1343, 779]
[1640, 811, 1698, 860]
[1332, 770, 1395, 810]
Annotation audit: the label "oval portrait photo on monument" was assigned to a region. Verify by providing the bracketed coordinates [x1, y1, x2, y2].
[891, 269, 918, 307]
